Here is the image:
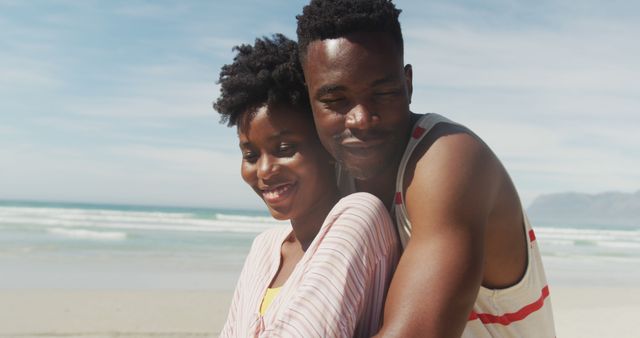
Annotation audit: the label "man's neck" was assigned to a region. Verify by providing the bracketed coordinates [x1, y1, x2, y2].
[355, 167, 399, 211]
[355, 112, 421, 209]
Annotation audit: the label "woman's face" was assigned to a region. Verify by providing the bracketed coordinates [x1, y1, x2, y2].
[238, 105, 336, 221]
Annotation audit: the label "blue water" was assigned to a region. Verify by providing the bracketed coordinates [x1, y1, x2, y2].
[0, 200, 285, 290]
[1, 200, 639, 289]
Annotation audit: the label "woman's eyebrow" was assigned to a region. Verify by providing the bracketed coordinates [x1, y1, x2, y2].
[239, 130, 295, 148]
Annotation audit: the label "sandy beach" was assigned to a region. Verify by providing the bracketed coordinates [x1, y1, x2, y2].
[2, 201, 639, 337]
[0, 287, 639, 338]
[551, 286, 640, 338]
[0, 290, 232, 338]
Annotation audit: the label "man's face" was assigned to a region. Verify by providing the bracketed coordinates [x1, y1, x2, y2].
[302, 31, 413, 181]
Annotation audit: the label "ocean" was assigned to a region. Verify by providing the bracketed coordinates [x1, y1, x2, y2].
[1, 200, 639, 290]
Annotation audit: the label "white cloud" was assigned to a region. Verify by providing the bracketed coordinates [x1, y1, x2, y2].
[406, 25, 639, 93]
[0, 143, 262, 209]
[113, 3, 190, 19]
[196, 36, 245, 59]
[0, 125, 21, 136]
[400, 6, 640, 204]
[68, 91, 214, 119]
[2, 0, 637, 208]
[0, 58, 61, 90]
[63, 58, 220, 119]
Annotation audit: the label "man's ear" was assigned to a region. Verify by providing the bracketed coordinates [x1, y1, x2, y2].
[404, 64, 413, 104]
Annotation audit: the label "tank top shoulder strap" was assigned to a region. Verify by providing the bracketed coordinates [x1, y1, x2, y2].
[393, 113, 461, 247]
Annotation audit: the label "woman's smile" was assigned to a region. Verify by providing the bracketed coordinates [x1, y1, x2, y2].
[261, 182, 297, 204]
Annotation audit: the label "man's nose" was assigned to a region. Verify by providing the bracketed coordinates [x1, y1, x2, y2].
[345, 103, 379, 130]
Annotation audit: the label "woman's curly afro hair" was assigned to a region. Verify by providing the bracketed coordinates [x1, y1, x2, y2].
[296, 0, 403, 62]
[213, 34, 310, 127]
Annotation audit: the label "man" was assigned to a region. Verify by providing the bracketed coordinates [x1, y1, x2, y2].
[296, 0, 555, 337]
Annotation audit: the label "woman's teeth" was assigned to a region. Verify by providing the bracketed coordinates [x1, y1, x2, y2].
[263, 184, 291, 200]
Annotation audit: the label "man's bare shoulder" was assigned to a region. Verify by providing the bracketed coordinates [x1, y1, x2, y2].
[403, 120, 528, 287]
[408, 122, 499, 188]
[417, 121, 492, 165]
[403, 121, 503, 233]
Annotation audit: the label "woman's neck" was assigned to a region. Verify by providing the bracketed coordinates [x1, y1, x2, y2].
[269, 184, 340, 288]
[289, 186, 340, 251]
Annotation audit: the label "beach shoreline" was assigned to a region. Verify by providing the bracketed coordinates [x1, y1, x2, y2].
[1, 287, 639, 338]
[0, 289, 232, 338]
[2, 202, 639, 337]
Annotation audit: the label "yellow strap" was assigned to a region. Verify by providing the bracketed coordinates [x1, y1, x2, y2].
[259, 287, 282, 315]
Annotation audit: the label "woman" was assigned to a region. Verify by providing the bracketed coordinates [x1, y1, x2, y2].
[214, 34, 399, 337]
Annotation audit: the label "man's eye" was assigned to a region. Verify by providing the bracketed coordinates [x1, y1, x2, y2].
[319, 97, 345, 104]
[374, 90, 400, 97]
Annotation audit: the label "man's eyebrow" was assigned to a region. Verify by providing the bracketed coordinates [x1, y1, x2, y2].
[371, 74, 401, 87]
[314, 84, 346, 98]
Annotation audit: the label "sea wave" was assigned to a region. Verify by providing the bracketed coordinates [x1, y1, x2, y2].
[535, 226, 640, 258]
[3, 205, 639, 255]
[536, 227, 640, 243]
[48, 228, 127, 240]
[0, 206, 285, 233]
[216, 213, 280, 223]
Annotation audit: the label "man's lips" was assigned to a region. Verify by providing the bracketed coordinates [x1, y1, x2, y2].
[260, 183, 295, 204]
[341, 138, 386, 157]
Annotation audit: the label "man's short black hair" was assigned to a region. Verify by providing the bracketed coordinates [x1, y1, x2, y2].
[296, 0, 403, 62]
[213, 34, 310, 127]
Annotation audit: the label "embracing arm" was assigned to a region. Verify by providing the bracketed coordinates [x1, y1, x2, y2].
[376, 131, 502, 338]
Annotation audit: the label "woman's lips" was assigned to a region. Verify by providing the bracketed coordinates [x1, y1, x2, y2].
[261, 183, 295, 204]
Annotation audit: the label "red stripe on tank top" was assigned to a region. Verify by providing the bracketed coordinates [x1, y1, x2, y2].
[468, 286, 550, 325]
[394, 192, 402, 204]
[528, 229, 536, 242]
[412, 126, 426, 139]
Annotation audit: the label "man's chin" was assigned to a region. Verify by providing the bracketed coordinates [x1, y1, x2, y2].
[343, 162, 384, 181]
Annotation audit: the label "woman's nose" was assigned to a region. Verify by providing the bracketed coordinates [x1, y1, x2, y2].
[256, 154, 279, 179]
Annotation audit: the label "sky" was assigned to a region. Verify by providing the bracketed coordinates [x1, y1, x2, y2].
[1, 0, 638, 210]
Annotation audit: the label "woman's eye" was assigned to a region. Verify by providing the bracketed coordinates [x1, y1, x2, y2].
[242, 151, 257, 162]
[277, 144, 296, 155]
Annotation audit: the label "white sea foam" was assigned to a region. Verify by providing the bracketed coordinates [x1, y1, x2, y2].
[2, 206, 639, 254]
[0, 206, 285, 233]
[535, 226, 640, 258]
[216, 213, 280, 223]
[48, 228, 127, 240]
[536, 227, 640, 242]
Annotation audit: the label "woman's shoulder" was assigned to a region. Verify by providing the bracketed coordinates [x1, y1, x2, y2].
[325, 192, 396, 245]
[332, 192, 387, 216]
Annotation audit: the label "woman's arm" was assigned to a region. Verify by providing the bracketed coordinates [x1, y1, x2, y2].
[220, 229, 284, 338]
[219, 277, 241, 338]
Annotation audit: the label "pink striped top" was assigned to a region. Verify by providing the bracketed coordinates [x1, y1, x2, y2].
[219, 192, 400, 338]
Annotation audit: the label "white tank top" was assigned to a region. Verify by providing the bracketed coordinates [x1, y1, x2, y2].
[338, 113, 556, 337]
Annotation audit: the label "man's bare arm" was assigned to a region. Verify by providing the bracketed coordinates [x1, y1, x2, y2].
[376, 130, 502, 337]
